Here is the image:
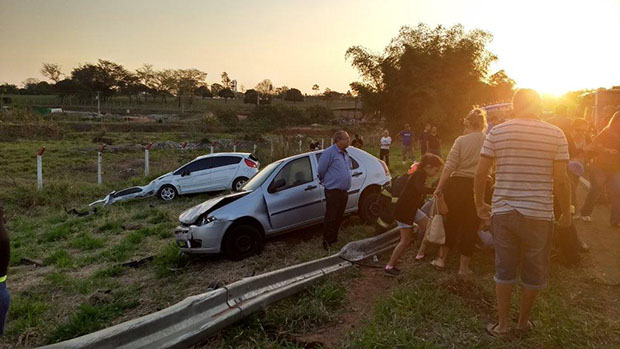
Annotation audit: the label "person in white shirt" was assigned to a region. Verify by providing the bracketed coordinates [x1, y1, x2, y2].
[379, 130, 392, 167]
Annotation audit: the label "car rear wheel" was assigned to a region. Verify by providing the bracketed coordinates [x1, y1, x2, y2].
[232, 177, 248, 192]
[223, 224, 263, 260]
[158, 185, 177, 201]
[358, 189, 382, 224]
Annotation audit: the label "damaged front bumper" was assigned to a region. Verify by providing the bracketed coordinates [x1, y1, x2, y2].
[174, 220, 232, 254]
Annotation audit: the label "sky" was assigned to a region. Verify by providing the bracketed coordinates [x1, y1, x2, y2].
[1, 0, 619, 95]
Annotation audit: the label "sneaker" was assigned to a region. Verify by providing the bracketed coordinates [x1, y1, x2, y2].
[384, 266, 402, 276]
[581, 216, 592, 222]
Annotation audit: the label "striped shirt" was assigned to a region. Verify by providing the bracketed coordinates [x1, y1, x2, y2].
[480, 118, 569, 220]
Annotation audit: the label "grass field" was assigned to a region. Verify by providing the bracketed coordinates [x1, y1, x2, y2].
[1, 113, 618, 348]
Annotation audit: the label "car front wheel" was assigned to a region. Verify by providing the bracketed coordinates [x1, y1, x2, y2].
[358, 189, 382, 224]
[232, 177, 248, 192]
[223, 224, 263, 260]
[158, 185, 177, 201]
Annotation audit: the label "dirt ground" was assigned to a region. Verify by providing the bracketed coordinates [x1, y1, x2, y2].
[289, 198, 620, 348]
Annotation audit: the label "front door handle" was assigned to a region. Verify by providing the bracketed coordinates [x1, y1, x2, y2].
[305, 185, 318, 191]
[352, 172, 363, 177]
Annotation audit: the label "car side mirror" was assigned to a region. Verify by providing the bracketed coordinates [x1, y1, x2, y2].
[268, 179, 286, 193]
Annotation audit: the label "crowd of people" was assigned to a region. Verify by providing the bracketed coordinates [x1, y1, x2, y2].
[317, 88, 619, 338]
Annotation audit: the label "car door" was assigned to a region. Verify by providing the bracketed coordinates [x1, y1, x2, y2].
[206, 156, 242, 190]
[314, 151, 366, 212]
[173, 158, 212, 193]
[347, 155, 366, 211]
[263, 156, 325, 231]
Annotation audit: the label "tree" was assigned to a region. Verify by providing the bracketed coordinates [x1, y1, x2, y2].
[312, 84, 320, 95]
[486, 70, 516, 102]
[136, 64, 157, 101]
[244, 89, 259, 104]
[346, 23, 507, 132]
[41, 63, 63, 83]
[221, 72, 231, 89]
[274, 86, 289, 98]
[153, 69, 176, 103]
[196, 85, 212, 98]
[210, 83, 224, 97]
[284, 88, 304, 103]
[218, 88, 235, 102]
[255, 79, 273, 96]
[174, 69, 207, 108]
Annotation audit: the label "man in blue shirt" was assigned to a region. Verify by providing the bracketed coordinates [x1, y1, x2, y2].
[398, 124, 415, 165]
[318, 131, 352, 248]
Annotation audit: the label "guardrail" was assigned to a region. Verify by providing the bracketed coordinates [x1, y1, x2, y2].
[39, 228, 400, 349]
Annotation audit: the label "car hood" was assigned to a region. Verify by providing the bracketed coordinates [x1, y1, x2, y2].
[179, 191, 250, 224]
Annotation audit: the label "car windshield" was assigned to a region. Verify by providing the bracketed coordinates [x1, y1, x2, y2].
[241, 160, 282, 191]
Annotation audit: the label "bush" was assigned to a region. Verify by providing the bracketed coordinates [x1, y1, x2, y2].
[306, 105, 334, 124]
[216, 110, 240, 130]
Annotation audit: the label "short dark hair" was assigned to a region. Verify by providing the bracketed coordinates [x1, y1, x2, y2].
[333, 130, 349, 143]
[419, 153, 443, 168]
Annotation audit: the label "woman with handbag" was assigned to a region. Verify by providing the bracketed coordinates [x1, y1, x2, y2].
[385, 154, 444, 276]
[431, 109, 492, 276]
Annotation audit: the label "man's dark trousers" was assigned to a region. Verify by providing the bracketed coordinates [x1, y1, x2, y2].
[324, 189, 348, 244]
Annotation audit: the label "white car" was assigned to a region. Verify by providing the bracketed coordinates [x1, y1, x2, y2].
[154, 153, 260, 201]
[89, 153, 260, 206]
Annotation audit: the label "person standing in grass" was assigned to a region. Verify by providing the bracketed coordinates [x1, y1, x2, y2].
[426, 126, 442, 157]
[474, 89, 571, 337]
[318, 131, 352, 249]
[0, 204, 10, 336]
[385, 154, 443, 276]
[431, 109, 492, 276]
[579, 112, 620, 228]
[379, 129, 391, 167]
[351, 134, 364, 149]
[398, 124, 415, 165]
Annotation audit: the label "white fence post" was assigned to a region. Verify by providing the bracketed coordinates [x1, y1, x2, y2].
[97, 145, 105, 185]
[210, 142, 215, 154]
[253, 144, 257, 153]
[36, 146, 45, 190]
[233, 142, 237, 152]
[321, 138, 324, 149]
[144, 143, 152, 177]
[298, 139, 302, 152]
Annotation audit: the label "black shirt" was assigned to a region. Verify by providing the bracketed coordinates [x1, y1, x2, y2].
[393, 169, 434, 224]
[427, 134, 441, 150]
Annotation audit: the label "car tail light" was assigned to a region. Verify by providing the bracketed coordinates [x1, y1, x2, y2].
[244, 159, 258, 168]
[379, 160, 390, 176]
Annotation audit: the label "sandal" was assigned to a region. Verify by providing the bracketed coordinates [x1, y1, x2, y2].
[414, 254, 425, 263]
[430, 259, 445, 271]
[486, 323, 510, 338]
[516, 320, 534, 336]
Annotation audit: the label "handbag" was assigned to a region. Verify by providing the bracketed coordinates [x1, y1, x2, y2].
[425, 198, 446, 245]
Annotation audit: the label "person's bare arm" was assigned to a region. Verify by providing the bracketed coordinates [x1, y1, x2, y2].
[553, 161, 572, 229]
[0, 205, 9, 278]
[474, 156, 493, 222]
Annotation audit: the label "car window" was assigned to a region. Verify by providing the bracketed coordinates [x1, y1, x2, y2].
[315, 152, 359, 170]
[174, 158, 211, 175]
[271, 156, 313, 191]
[242, 160, 281, 191]
[210, 156, 241, 168]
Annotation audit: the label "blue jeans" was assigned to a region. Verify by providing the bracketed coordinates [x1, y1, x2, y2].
[491, 211, 553, 290]
[0, 282, 9, 336]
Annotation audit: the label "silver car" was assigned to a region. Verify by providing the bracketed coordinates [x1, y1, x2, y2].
[175, 147, 391, 259]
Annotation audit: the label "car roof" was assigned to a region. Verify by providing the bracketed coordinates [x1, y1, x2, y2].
[193, 152, 250, 161]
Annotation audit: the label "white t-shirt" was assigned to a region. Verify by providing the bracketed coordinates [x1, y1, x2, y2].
[380, 136, 392, 150]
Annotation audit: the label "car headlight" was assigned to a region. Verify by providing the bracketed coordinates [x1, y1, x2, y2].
[198, 215, 217, 226]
